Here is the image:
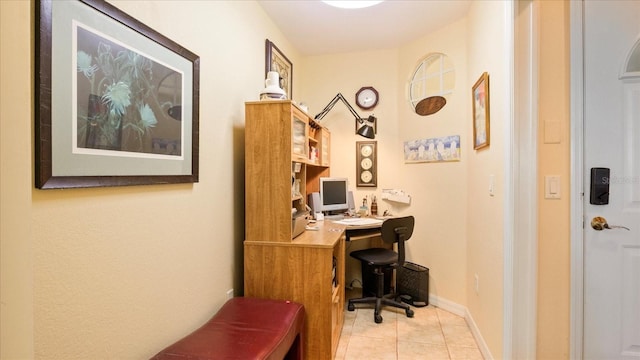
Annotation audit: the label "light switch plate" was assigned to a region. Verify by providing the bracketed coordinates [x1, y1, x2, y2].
[545, 175, 561, 199]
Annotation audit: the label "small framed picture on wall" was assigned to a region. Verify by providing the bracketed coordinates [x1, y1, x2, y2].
[472, 72, 490, 150]
[356, 141, 377, 187]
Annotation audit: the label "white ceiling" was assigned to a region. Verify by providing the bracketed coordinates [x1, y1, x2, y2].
[258, 0, 472, 56]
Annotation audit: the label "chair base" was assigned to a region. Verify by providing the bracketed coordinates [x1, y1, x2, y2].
[348, 293, 414, 323]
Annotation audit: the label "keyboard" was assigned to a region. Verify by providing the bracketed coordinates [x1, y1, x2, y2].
[334, 218, 383, 226]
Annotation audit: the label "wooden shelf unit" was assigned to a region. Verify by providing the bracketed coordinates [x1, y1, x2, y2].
[244, 100, 329, 242]
[244, 100, 344, 359]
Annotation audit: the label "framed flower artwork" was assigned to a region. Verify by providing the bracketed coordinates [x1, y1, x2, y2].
[35, 0, 200, 189]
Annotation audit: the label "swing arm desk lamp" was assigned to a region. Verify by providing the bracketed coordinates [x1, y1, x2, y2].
[314, 93, 376, 139]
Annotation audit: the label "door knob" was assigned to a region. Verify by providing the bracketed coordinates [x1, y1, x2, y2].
[590, 216, 630, 231]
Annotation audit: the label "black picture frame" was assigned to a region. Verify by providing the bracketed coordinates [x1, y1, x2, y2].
[35, 0, 200, 189]
[265, 39, 293, 100]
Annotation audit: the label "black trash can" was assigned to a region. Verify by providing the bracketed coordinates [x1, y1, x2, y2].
[397, 262, 429, 307]
[361, 262, 392, 297]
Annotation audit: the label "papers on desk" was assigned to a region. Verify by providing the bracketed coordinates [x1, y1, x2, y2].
[333, 218, 383, 226]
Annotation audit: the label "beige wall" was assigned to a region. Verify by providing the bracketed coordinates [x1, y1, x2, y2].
[302, 17, 470, 305]
[302, 49, 402, 203]
[464, 2, 510, 358]
[1, 0, 301, 358]
[1, 0, 572, 359]
[1, 2, 35, 358]
[396, 18, 470, 304]
[537, 0, 571, 358]
[302, 49, 404, 282]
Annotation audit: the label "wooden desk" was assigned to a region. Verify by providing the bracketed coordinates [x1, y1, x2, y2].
[243, 219, 389, 359]
[330, 218, 387, 243]
[344, 225, 382, 242]
[244, 221, 346, 360]
[329, 219, 396, 292]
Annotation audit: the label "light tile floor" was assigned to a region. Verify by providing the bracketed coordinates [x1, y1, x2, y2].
[335, 290, 484, 360]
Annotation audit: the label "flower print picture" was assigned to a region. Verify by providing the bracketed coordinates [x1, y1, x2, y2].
[472, 72, 490, 150]
[75, 24, 183, 156]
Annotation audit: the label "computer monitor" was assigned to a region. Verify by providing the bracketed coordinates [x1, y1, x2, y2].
[319, 177, 349, 213]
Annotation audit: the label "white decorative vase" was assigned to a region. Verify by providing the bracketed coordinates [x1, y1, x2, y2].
[260, 71, 286, 100]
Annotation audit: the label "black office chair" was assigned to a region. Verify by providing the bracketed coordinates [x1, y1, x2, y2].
[347, 216, 415, 323]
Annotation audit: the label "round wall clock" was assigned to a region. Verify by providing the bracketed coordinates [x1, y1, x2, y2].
[355, 87, 379, 110]
[360, 144, 373, 157]
[360, 170, 373, 184]
[361, 158, 373, 170]
[356, 141, 377, 187]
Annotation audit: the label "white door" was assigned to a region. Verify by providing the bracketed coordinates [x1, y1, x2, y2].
[583, 1, 640, 359]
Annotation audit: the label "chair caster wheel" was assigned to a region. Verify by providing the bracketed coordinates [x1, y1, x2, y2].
[375, 314, 383, 323]
[406, 309, 414, 318]
[348, 303, 355, 311]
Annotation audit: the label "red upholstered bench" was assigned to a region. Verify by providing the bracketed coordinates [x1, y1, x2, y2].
[151, 297, 305, 360]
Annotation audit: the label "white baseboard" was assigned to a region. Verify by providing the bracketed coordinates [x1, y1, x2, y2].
[429, 294, 466, 316]
[429, 295, 494, 360]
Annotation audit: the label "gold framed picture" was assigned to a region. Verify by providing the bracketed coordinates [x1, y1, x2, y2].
[472, 72, 490, 150]
[356, 141, 377, 187]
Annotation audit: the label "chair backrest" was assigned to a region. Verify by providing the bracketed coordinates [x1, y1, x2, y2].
[380, 216, 415, 266]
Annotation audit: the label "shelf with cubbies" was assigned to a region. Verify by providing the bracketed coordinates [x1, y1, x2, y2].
[244, 100, 331, 241]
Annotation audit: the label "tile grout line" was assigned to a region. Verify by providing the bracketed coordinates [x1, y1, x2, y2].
[340, 301, 482, 360]
[395, 309, 399, 360]
[436, 308, 454, 360]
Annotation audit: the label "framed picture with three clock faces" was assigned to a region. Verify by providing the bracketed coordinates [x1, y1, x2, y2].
[356, 141, 377, 187]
